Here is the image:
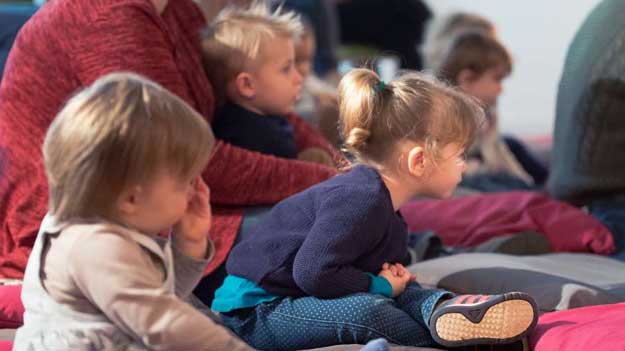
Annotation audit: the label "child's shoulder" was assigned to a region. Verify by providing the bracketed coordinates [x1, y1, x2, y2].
[302, 165, 390, 206]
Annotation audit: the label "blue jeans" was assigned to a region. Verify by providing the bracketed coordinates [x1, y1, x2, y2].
[503, 135, 549, 186]
[220, 283, 451, 351]
[588, 200, 625, 262]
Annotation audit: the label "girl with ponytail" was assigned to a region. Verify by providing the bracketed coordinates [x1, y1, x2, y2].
[210, 68, 538, 350]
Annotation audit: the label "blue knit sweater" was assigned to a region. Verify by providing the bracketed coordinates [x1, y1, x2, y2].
[225, 165, 410, 299]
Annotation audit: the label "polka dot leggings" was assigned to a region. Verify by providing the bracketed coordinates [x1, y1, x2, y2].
[220, 282, 451, 351]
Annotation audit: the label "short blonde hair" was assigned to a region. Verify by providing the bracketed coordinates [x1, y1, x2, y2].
[201, 2, 302, 103]
[339, 68, 483, 167]
[44, 72, 215, 222]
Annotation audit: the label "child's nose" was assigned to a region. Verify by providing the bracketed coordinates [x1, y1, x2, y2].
[496, 83, 503, 95]
[294, 69, 303, 85]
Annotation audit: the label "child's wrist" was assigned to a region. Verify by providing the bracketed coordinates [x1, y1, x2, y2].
[173, 234, 208, 260]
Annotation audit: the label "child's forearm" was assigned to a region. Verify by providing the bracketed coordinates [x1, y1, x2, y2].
[172, 239, 214, 298]
[173, 235, 209, 260]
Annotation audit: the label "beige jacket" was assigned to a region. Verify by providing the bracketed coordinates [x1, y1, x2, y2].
[14, 214, 253, 351]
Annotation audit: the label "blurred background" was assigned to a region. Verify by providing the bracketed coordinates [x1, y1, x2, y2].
[426, 0, 601, 136]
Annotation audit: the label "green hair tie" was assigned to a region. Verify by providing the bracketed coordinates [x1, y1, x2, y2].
[374, 81, 386, 93]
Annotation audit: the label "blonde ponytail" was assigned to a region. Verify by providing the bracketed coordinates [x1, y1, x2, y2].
[337, 67, 482, 168]
[339, 68, 388, 161]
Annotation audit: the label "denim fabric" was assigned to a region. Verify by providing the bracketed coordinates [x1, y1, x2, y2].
[460, 172, 537, 192]
[0, 4, 38, 82]
[588, 200, 625, 262]
[220, 282, 450, 350]
[502, 136, 549, 186]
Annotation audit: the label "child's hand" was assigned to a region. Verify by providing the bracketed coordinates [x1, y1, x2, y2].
[172, 176, 211, 260]
[385, 263, 417, 283]
[378, 263, 415, 297]
[298, 147, 335, 167]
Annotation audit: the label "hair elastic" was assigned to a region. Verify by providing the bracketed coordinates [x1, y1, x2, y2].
[374, 81, 386, 93]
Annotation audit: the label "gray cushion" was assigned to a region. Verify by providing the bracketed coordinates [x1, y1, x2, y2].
[409, 253, 625, 312]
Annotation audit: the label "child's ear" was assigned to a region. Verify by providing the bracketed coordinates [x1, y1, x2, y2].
[457, 69, 478, 90]
[117, 185, 143, 216]
[234, 72, 256, 99]
[406, 146, 427, 177]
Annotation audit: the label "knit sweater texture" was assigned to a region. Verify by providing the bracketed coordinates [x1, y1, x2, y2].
[0, 0, 336, 278]
[226, 165, 409, 299]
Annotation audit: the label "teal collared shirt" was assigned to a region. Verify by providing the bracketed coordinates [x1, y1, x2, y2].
[211, 275, 281, 313]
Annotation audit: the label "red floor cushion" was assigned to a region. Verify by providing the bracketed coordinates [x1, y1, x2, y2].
[531, 302, 625, 350]
[0, 284, 23, 328]
[0, 341, 13, 351]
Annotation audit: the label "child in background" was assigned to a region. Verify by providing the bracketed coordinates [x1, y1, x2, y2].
[13, 73, 254, 351]
[424, 12, 548, 188]
[436, 30, 548, 188]
[293, 16, 342, 149]
[421, 12, 497, 76]
[202, 3, 336, 166]
[211, 68, 538, 351]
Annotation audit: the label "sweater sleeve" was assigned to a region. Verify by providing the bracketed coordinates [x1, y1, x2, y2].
[69, 5, 337, 206]
[286, 112, 334, 153]
[285, 112, 345, 164]
[204, 142, 337, 205]
[291, 188, 387, 298]
[68, 233, 254, 351]
[70, 4, 197, 108]
[170, 239, 214, 298]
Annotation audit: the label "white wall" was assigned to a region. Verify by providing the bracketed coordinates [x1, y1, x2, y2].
[424, 0, 601, 136]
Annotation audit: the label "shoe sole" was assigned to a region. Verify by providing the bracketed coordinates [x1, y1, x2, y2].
[430, 292, 538, 347]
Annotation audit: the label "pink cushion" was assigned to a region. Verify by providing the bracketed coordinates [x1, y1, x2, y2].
[531, 302, 625, 350]
[400, 191, 615, 254]
[0, 341, 13, 351]
[0, 285, 23, 328]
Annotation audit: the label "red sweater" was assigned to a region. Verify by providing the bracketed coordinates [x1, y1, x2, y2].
[0, 0, 337, 278]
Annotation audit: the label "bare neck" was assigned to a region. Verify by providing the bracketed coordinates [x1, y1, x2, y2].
[379, 170, 415, 211]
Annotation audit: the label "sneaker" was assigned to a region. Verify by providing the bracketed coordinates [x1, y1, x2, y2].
[429, 292, 538, 348]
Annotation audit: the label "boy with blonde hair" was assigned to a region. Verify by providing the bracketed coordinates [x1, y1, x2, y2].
[202, 2, 335, 166]
[13, 72, 254, 351]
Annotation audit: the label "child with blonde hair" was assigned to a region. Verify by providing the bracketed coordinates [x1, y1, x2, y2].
[13, 73, 254, 351]
[202, 2, 335, 166]
[211, 68, 538, 350]
[293, 16, 343, 150]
